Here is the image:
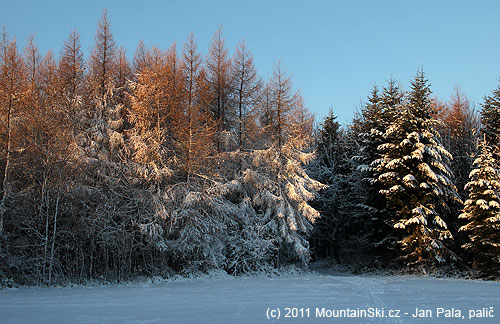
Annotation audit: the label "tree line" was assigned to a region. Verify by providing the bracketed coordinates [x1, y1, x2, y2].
[2, 9, 499, 286]
[0, 10, 321, 286]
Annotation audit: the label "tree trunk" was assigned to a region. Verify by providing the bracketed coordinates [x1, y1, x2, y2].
[237, 72, 244, 173]
[0, 94, 13, 235]
[48, 168, 63, 286]
[186, 68, 193, 183]
[42, 173, 50, 284]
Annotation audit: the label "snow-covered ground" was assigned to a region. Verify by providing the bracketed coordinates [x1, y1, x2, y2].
[1, 271, 500, 324]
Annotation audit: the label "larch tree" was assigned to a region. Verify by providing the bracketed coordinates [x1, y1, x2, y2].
[128, 46, 174, 189]
[89, 9, 116, 101]
[133, 40, 148, 76]
[438, 88, 478, 199]
[84, 9, 119, 163]
[58, 29, 85, 126]
[291, 95, 314, 141]
[1, 16, 346, 285]
[109, 46, 132, 155]
[113, 46, 132, 104]
[231, 40, 262, 170]
[374, 71, 460, 271]
[459, 139, 500, 277]
[39, 51, 59, 109]
[206, 26, 232, 153]
[23, 35, 41, 110]
[267, 62, 299, 158]
[180, 34, 215, 182]
[257, 82, 275, 147]
[165, 43, 185, 129]
[434, 88, 479, 248]
[24, 49, 77, 285]
[0, 31, 26, 234]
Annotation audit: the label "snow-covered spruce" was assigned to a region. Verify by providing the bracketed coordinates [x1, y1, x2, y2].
[350, 80, 406, 262]
[459, 140, 500, 277]
[373, 71, 460, 271]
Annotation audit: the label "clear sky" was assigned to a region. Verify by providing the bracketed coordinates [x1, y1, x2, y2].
[2, 0, 500, 124]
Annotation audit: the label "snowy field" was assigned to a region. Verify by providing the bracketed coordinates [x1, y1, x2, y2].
[1, 271, 500, 324]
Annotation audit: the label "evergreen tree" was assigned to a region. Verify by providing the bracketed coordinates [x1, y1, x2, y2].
[481, 81, 500, 147]
[352, 85, 385, 212]
[350, 80, 404, 263]
[374, 71, 459, 271]
[309, 109, 365, 261]
[459, 140, 500, 278]
[351, 85, 382, 164]
[308, 109, 342, 259]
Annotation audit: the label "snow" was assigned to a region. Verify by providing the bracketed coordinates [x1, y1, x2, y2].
[403, 174, 417, 188]
[1, 272, 500, 324]
[477, 199, 490, 210]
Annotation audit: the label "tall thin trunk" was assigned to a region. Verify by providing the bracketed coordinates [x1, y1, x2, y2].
[48, 168, 63, 286]
[186, 72, 193, 183]
[0, 87, 13, 234]
[156, 94, 161, 192]
[72, 36, 77, 99]
[417, 229, 423, 263]
[277, 87, 282, 160]
[237, 71, 244, 172]
[41, 169, 50, 283]
[101, 33, 107, 100]
[216, 96, 221, 153]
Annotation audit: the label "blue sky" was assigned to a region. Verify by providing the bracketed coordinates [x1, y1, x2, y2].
[2, 0, 500, 124]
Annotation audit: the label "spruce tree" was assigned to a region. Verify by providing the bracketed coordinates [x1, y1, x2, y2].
[370, 79, 406, 258]
[312, 111, 372, 262]
[351, 80, 403, 263]
[353, 80, 403, 208]
[374, 71, 460, 271]
[352, 85, 383, 171]
[459, 140, 500, 277]
[308, 109, 343, 260]
[481, 81, 500, 147]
